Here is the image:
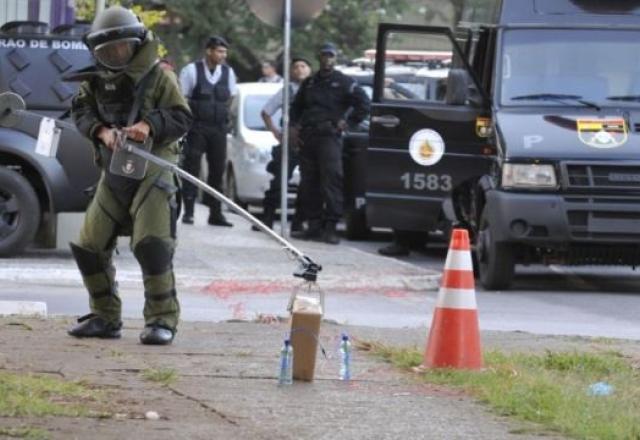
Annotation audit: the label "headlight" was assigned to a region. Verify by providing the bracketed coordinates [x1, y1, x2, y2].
[502, 163, 557, 189]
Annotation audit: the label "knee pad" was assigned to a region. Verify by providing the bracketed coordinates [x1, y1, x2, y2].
[70, 242, 106, 276]
[133, 236, 173, 276]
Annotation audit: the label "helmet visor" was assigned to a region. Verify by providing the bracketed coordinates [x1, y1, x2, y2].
[94, 38, 139, 70]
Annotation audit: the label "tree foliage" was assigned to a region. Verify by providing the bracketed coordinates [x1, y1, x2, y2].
[75, 0, 167, 57]
[152, 0, 407, 80]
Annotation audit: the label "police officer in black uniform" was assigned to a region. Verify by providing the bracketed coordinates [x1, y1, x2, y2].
[290, 43, 370, 244]
[179, 36, 237, 226]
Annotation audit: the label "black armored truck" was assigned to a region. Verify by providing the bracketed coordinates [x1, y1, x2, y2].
[0, 21, 97, 256]
[367, 0, 640, 289]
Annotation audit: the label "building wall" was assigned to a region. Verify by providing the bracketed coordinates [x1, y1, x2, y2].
[0, 0, 75, 29]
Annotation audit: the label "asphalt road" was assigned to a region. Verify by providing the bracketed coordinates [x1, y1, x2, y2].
[0, 208, 639, 340]
[353, 230, 640, 340]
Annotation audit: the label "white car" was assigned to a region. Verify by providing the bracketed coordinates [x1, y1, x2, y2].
[225, 82, 300, 207]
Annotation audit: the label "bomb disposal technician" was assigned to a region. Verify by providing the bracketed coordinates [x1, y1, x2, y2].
[67, 6, 192, 345]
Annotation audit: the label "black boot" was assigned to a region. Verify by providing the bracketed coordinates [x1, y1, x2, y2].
[323, 222, 340, 245]
[252, 207, 275, 231]
[208, 209, 233, 227]
[378, 242, 410, 256]
[68, 313, 122, 339]
[182, 198, 195, 225]
[140, 323, 175, 345]
[291, 215, 304, 233]
[291, 219, 323, 241]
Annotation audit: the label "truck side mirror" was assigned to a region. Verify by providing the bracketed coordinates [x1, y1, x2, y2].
[445, 68, 482, 107]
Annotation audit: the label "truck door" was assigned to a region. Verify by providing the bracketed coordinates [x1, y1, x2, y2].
[367, 23, 493, 232]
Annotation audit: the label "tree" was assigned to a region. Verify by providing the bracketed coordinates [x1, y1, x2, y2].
[149, 0, 407, 80]
[75, 0, 168, 57]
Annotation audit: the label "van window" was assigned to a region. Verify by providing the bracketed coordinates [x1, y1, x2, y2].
[382, 31, 454, 104]
[501, 29, 640, 106]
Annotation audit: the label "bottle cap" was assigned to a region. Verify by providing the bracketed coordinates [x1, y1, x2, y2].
[341, 333, 349, 341]
[284, 339, 291, 345]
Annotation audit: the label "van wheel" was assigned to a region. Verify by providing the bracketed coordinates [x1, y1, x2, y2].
[224, 167, 247, 210]
[0, 166, 41, 257]
[345, 207, 369, 240]
[475, 206, 514, 290]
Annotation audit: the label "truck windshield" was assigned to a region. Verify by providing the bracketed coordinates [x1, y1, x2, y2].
[500, 29, 640, 107]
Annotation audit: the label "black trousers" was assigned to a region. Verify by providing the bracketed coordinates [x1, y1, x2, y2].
[298, 130, 343, 224]
[181, 123, 226, 215]
[263, 145, 302, 217]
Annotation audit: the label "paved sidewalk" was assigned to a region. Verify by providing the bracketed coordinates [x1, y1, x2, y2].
[0, 317, 560, 440]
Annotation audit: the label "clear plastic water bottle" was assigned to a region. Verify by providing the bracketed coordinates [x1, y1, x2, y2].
[339, 333, 352, 381]
[278, 339, 293, 385]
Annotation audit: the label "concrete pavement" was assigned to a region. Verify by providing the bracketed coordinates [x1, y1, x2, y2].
[0, 317, 568, 440]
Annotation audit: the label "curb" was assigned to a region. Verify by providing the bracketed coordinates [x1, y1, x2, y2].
[0, 300, 47, 317]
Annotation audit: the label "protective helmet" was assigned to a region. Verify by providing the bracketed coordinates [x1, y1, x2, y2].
[84, 6, 146, 71]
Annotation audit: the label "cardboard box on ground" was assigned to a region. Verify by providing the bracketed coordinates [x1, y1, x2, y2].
[289, 292, 323, 381]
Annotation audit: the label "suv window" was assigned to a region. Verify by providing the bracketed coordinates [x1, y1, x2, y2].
[381, 31, 453, 103]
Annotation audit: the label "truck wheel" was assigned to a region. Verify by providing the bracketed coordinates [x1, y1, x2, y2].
[475, 206, 515, 290]
[345, 207, 369, 240]
[0, 167, 41, 257]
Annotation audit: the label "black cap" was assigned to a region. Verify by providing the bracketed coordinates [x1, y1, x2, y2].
[206, 35, 229, 49]
[319, 42, 338, 56]
[291, 56, 311, 67]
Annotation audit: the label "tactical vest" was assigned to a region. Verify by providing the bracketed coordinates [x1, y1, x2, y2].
[92, 69, 157, 203]
[189, 60, 231, 126]
[94, 75, 138, 128]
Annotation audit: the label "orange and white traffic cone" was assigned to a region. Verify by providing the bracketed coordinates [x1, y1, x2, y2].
[422, 228, 482, 369]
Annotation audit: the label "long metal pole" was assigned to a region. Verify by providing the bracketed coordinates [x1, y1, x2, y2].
[279, 0, 292, 237]
[117, 141, 320, 281]
[95, 0, 106, 15]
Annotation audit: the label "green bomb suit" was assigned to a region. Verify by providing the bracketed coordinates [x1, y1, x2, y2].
[70, 35, 192, 333]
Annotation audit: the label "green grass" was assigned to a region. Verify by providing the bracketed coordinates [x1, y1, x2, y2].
[142, 368, 178, 386]
[0, 426, 49, 439]
[0, 371, 106, 418]
[362, 342, 640, 439]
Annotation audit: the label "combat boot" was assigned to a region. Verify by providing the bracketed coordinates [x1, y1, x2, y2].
[291, 215, 304, 233]
[378, 242, 410, 256]
[323, 222, 340, 245]
[252, 207, 275, 231]
[208, 207, 233, 227]
[182, 198, 195, 225]
[68, 313, 122, 339]
[291, 219, 323, 241]
[140, 324, 175, 345]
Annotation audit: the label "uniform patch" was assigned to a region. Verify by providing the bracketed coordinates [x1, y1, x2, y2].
[408, 129, 445, 166]
[577, 118, 627, 149]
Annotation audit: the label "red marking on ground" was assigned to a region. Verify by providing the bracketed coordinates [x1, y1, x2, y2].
[199, 279, 420, 299]
[201, 280, 289, 299]
[228, 302, 246, 320]
[383, 290, 409, 298]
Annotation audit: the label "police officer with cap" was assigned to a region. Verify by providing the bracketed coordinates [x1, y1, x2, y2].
[253, 56, 312, 232]
[179, 36, 238, 226]
[290, 43, 370, 244]
[68, 6, 192, 344]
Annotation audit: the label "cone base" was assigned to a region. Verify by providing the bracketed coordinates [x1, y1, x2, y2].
[424, 308, 482, 370]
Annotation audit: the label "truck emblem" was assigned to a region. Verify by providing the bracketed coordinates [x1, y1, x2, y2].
[476, 117, 492, 138]
[105, 83, 116, 91]
[408, 129, 445, 166]
[577, 118, 627, 149]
